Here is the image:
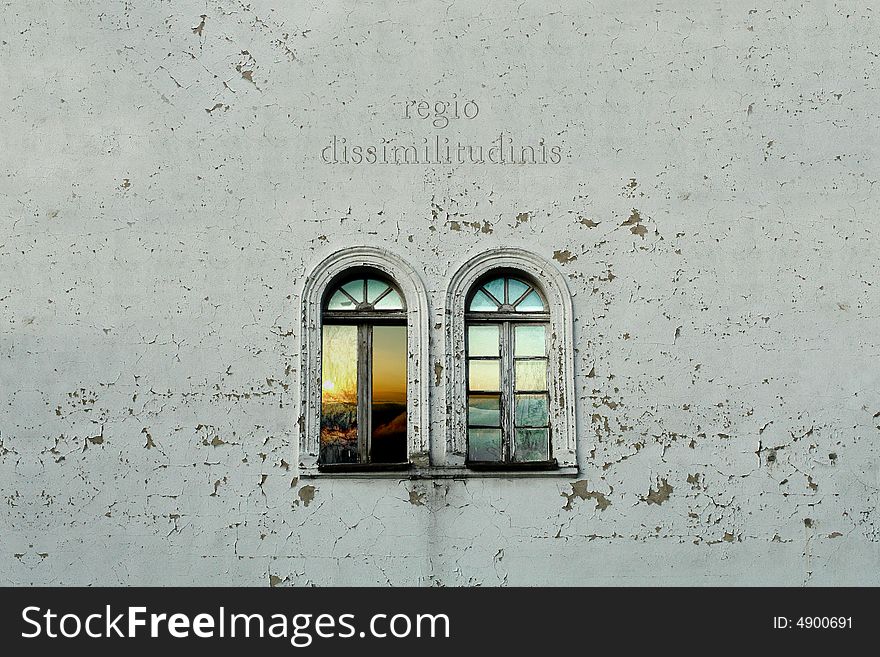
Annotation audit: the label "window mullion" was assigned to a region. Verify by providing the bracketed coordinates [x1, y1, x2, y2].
[501, 320, 514, 462]
[357, 323, 372, 463]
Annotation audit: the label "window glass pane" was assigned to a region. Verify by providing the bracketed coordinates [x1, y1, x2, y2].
[320, 324, 359, 464]
[469, 359, 500, 391]
[516, 290, 545, 312]
[367, 279, 391, 303]
[371, 325, 407, 463]
[468, 325, 499, 357]
[373, 288, 403, 310]
[513, 428, 549, 462]
[469, 289, 498, 311]
[508, 278, 529, 303]
[515, 393, 549, 427]
[468, 394, 500, 426]
[468, 428, 502, 461]
[341, 279, 365, 303]
[327, 289, 356, 310]
[482, 278, 506, 305]
[515, 359, 547, 391]
[514, 325, 545, 357]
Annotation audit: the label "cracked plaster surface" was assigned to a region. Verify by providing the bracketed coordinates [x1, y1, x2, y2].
[1, 0, 879, 585]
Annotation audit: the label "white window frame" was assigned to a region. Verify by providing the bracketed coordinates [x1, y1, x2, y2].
[298, 247, 430, 475]
[444, 249, 577, 470]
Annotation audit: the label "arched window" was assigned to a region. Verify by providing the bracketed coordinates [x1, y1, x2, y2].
[466, 273, 551, 465]
[445, 249, 577, 473]
[320, 272, 408, 466]
[299, 247, 429, 475]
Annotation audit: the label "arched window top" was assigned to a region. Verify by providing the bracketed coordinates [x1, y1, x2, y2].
[467, 275, 547, 314]
[445, 249, 576, 471]
[325, 276, 405, 312]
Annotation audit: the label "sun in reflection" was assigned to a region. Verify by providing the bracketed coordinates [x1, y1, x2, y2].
[321, 325, 357, 404]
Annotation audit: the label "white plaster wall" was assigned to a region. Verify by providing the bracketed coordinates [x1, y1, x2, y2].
[1, 0, 878, 585]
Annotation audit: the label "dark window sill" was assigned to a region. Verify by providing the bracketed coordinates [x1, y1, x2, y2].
[317, 462, 411, 473]
[303, 463, 578, 479]
[466, 459, 558, 471]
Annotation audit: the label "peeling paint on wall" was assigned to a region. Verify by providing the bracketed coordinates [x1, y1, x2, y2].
[561, 480, 611, 511]
[1, 0, 878, 587]
[644, 479, 673, 506]
[297, 486, 316, 507]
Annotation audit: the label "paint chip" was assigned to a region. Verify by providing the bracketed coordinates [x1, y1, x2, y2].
[553, 249, 577, 264]
[298, 485, 316, 507]
[561, 480, 611, 511]
[644, 478, 673, 505]
[192, 15, 207, 36]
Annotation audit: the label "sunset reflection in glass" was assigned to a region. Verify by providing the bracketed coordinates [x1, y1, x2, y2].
[320, 325, 358, 463]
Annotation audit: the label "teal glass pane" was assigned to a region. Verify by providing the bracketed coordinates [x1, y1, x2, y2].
[327, 289, 356, 310]
[341, 279, 365, 303]
[367, 279, 391, 303]
[374, 288, 404, 310]
[482, 278, 506, 304]
[469, 289, 498, 311]
[515, 393, 549, 427]
[468, 359, 500, 391]
[514, 325, 545, 357]
[513, 428, 549, 462]
[515, 359, 547, 391]
[516, 290, 545, 312]
[468, 325, 499, 357]
[468, 394, 500, 426]
[468, 428, 502, 461]
[508, 278, 529, 303]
